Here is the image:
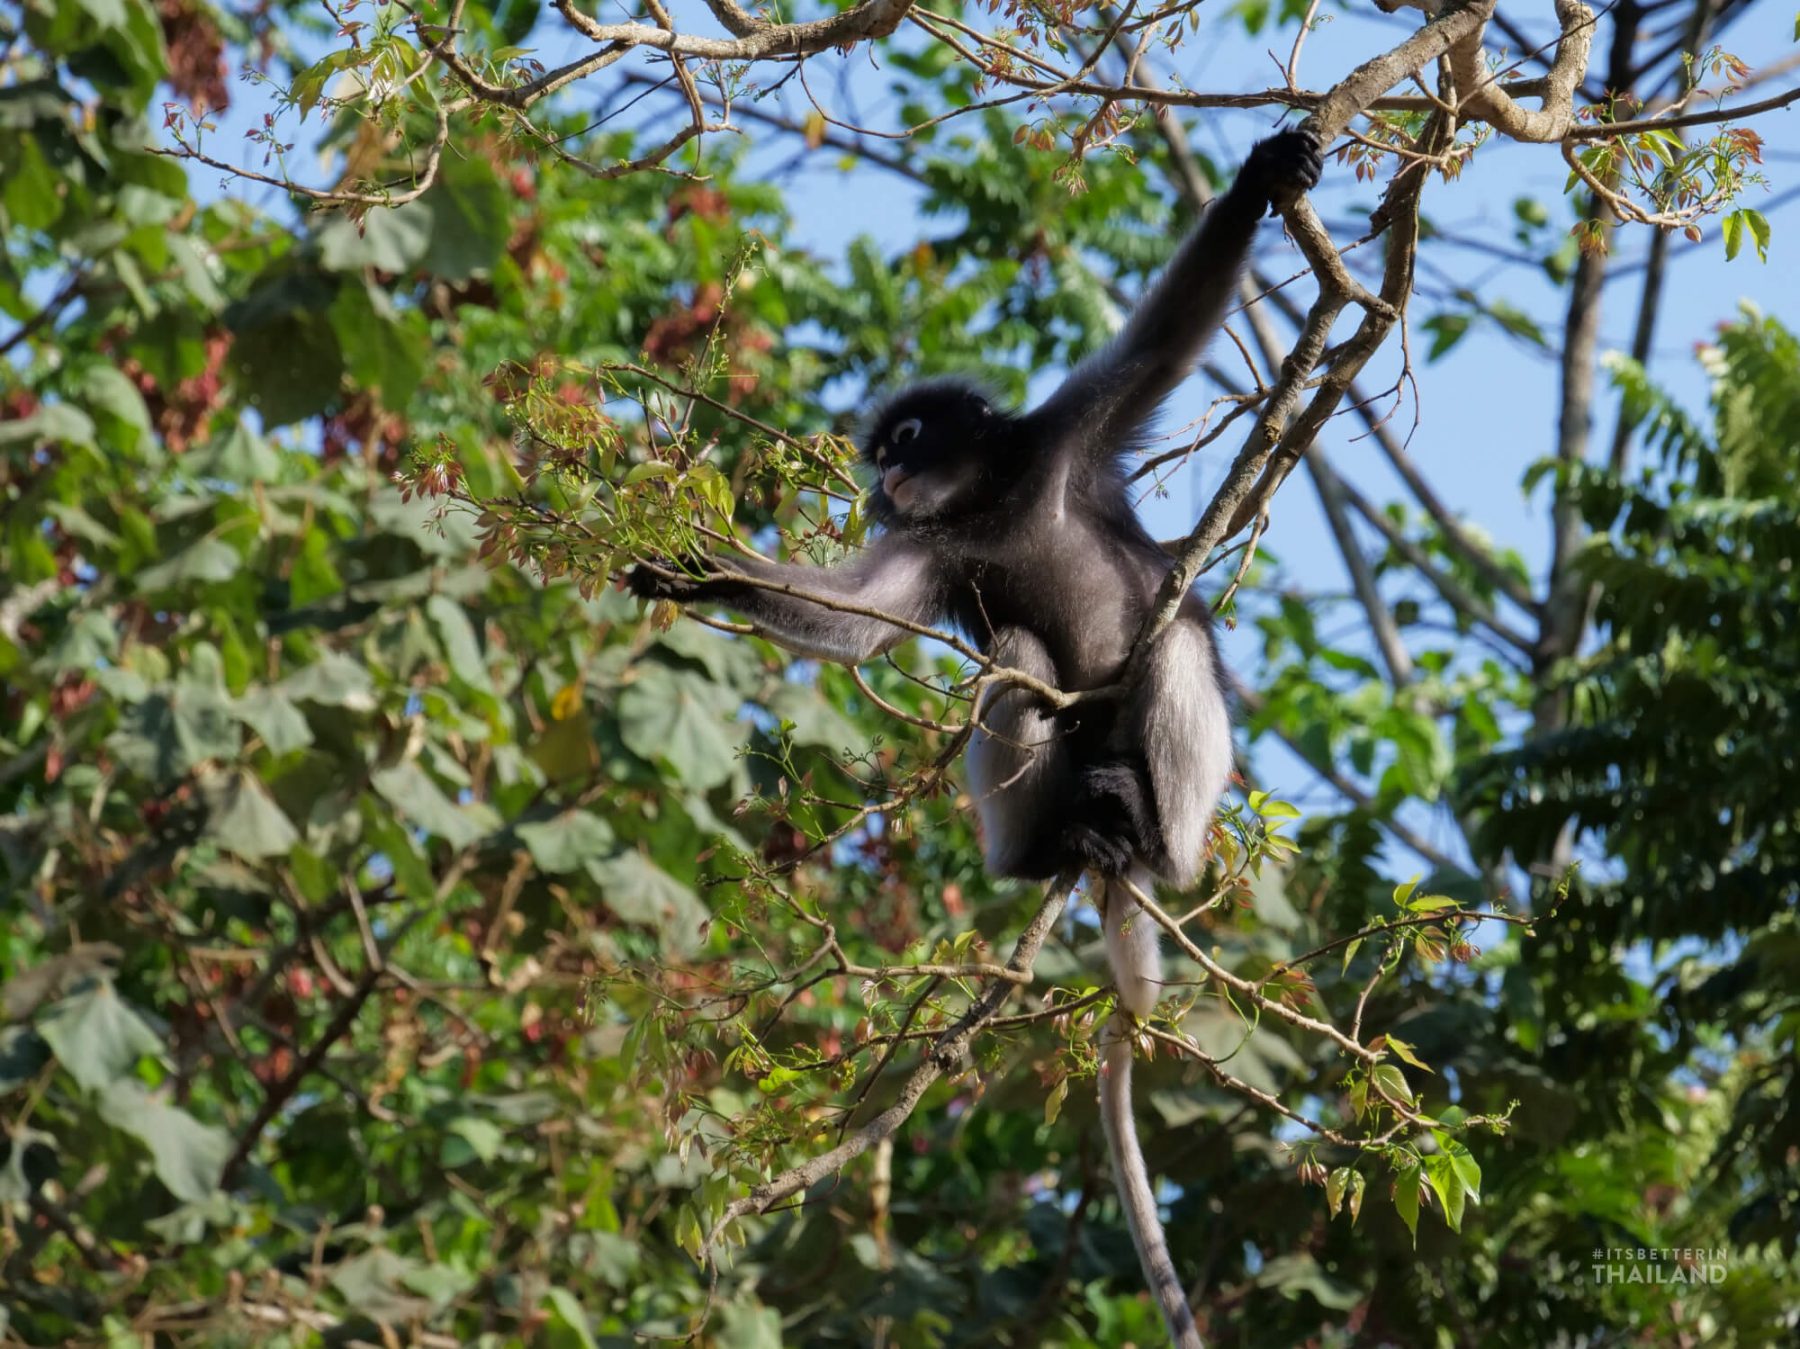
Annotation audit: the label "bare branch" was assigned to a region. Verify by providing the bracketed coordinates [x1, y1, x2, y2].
[707, 870, 1079, 1251]
[551, 0, 917, 63]
[1563, 82, 1800, 140]
[1307, 452, 1415, 685]
[1330, 464, 1536, 654]
[1450, 0, 1598, 142]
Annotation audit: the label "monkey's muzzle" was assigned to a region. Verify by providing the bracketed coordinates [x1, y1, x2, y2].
[882, 465, 917, 509]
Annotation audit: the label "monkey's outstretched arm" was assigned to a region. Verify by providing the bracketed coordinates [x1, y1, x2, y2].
[628, 539, 942, 666]
[1030, 128, 1324, 453]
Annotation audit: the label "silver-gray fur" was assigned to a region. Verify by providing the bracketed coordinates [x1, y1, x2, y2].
[966, 627, 1068, 878]
[1101, 1020, 1202, 1348]
[629, 128, 1324, 1349]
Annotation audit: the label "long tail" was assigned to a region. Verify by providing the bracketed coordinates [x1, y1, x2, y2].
[1099, 1018, 1203, 1348]
[1096, 868, 1203, 1344]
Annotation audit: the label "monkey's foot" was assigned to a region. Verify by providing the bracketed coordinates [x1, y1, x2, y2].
[1075, 759, 1164, 860]
[1062, 822, 1138, 878]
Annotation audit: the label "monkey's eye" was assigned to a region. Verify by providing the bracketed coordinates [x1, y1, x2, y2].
[891, 418, 922, 447]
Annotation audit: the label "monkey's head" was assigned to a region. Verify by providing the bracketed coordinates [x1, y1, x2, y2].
[860, 378, 1013, 526]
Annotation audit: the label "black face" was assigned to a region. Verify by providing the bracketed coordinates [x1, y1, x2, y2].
[861, 379, 1008, 525]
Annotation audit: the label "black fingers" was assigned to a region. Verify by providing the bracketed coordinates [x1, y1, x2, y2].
[1061, 757, 1163, 877]
[1081, 760, 1163, 856]
[1238, 127, 1325, 216]
[1064, 822, 1139, 878]
[625, 561, 703, 603]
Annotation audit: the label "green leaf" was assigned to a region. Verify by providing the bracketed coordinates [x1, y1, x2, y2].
[201, 769, 301, 859]
[172, 670, 243, 765]
[1392, 1162, 1422, 1246]
[1370, 1062, 1414, 1108]
[96, 1080, 232, 1203]
[400, 1261, 478, 1307]
[192, 423, 282, 481]
[588, 1230, 640, 1286]
[1382, 1035, 1433, 1073]
[1741, 208, 1771, 264]
[363, 806, 438, 900]
[406, 157, 510, 282]
[135, 537, 241, 590]
[0, 402, 95, 450]
[765, 681, 861, 752]
[514, 811, 616, 873]
[588, 851, 708, 954]
[1423, 1153, 1467, 1232]
[673, 1203, 704, 1260]
[1722, 208, 1746, 262]
[0, 1123, 57, 1203]
[73, 0, 128, 32]
[329, 1248, 433, 1323]
[622, 461, 677, 486]
[278, 652, 377, 710]
[1637, 129, 1678, 169]
[290, 47, 367, 120]
[371, 761, 499, 850]
[225, 270, 346, 427]
[426, 594, 488, 686]
[318, 204, 434, 274]
[716, 1302, 783, 1349]
[1325, 1165, 1351, 1217]
[36, 980, 164, 1093]
[231, 686, 314, 755]
[330, 280, 426, 408]
[74, 362, 154, 453]
[44, 501, 120, 550]
[3, 133, 62, 231]
[618, 663, 743, 790]
[655, 621, 763, 690]
[543, 1288, 600, 1349]
[1486, 299, 1547, 348]
[106, 693, 183, 781]
[144, 1195, 241, 1246]
[1423, 312, 1470, 361]
[442, 1115, 505, 1167]
[1433, 1132, 1483, 1204]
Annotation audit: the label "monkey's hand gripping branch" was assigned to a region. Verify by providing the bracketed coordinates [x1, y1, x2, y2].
[1123, 0, 1520, 681]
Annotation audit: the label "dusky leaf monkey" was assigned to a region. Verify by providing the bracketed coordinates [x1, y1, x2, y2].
[633, 128, 1324, 1348]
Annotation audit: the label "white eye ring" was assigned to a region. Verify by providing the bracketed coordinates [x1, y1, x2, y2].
[892, 418, 922, 446]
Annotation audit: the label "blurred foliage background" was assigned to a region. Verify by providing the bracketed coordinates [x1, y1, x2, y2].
[1, 0, 1796, 1345]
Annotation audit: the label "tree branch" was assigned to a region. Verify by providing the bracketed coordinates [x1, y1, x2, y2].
[1450, 0, 1598, 143]
[707, 870, 1078, 1251]
[1307, 452, 1415, 685]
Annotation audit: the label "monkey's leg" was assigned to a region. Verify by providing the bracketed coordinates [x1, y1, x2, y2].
[1128, 600, 1234, 889]
[966, 627, 1076, 879]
